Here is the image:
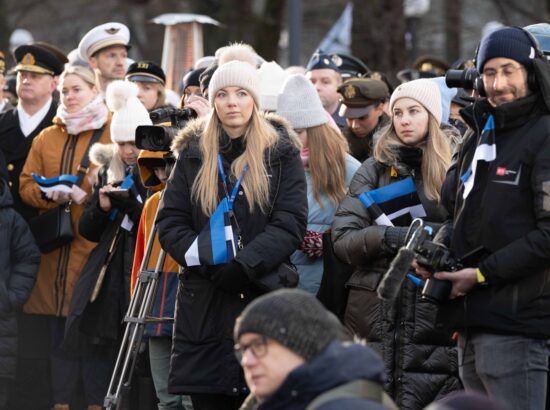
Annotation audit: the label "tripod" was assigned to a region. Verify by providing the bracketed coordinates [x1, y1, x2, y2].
[104, 199, 173, 409]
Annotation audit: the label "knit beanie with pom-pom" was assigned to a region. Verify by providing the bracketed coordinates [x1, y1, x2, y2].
[106, 80, 152, 143]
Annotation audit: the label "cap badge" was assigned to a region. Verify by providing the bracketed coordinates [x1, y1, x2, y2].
[21, 53, 36, 66]
[322, 57, 330, 66]
[0, 60, 5, 73]
[370, 72, 382, 81]
[105, 27, 121, 35]
[331, 54, 343, 67]
[344, 84, 356, 99]
[137, 62, 149, 69]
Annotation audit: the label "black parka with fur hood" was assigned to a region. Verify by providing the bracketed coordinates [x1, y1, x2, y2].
[156, 113, 308, 396]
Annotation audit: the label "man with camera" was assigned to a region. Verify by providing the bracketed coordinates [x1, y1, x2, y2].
[421, 26, 550, 409]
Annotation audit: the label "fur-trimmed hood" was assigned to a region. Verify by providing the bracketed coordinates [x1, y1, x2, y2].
[89, 142, 127, 184]
[170, 112, 301, 161]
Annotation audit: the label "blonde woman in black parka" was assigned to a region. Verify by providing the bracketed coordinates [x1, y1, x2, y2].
[332, 79, 461, 410]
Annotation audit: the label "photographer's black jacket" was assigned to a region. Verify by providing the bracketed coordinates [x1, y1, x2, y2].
[439, 94, 550, 338]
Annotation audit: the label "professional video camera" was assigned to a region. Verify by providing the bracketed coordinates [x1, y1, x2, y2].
[135, 106, 197, 151]
[377, 219, 481, 304]
[445, 68, 483, 92]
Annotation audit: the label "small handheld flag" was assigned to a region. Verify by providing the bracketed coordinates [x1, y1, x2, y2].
[359, 176, 426, 226]
[32, 173, 78, 194]
[184, 197, 238, 266]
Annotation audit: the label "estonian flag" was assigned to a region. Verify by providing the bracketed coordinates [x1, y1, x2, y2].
[184, 197, 238, 266]
[461, 114, 496, 199]
[359, 176, 426, 226]
[32, 173, 77, 193]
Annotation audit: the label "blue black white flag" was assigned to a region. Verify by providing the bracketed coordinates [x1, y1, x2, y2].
[461, 115, 496, 199]
[359, 176, 426, 226]
[184, 197, 237, 266]
[32, 173, 77, 193]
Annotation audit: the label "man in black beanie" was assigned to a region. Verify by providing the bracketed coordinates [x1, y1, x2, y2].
[233, 289, 394, 409]
[179, 67, 211, 118]
[418, 26, 550, 409]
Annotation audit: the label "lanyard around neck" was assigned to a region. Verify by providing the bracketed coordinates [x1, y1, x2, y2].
[217, 153, 249, 211]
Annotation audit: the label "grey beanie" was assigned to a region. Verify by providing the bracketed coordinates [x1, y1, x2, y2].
[234, 289, 344, 361]
[277, 74, 328, 129]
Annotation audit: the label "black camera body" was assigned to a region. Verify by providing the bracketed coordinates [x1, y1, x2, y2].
[445, 68, 485, 96]
[415, 240, 463, 303]
[135, 107, 197, 151]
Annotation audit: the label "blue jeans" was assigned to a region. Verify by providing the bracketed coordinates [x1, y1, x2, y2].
[458, 332, 549, 409]
[149, 337, 193, 410]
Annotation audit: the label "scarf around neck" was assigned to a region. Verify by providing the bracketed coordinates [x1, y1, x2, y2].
[56, 94, 109, 136]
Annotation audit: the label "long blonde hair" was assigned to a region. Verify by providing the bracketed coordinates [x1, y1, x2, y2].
[374, 114, 451, 201]
[192, 105, 279, 215]
[306, 123, 349, 207]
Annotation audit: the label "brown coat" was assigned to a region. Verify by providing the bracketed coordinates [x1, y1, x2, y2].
[19, 116, 112, 316]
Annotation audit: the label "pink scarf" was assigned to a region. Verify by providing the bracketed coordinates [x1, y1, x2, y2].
[56, 95, 109, 135]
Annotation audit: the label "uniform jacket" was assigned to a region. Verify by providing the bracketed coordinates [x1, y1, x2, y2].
[19, 116, 111, 317]
[156, 113, 308, 396]
[291, 154, 360, 294]
[64, 143, 146, 348]
[0, 101, 57, 220]
[438, 94, 550, 338]
[332, 147, 460, 410]
[242, 341, 387, 410]
[0, 180, 40, 379]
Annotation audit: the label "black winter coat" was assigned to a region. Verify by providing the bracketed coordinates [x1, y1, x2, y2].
[437, 94, 550, 338]
[332, 150, 460, 410]
[64, 147, 146, 350]
[248, 341, 387, 410]
[0, 180, 40, 379]
[156, 114, 308, 396]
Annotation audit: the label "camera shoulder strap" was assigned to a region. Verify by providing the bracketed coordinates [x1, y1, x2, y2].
[75, 127, 104, 188]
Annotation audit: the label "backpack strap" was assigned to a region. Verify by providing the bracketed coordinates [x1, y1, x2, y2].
[305, 379, 398, 410]
[75, 127, 104, 187]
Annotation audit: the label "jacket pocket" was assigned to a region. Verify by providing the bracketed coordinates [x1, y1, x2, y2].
[347, 268, 385, 291]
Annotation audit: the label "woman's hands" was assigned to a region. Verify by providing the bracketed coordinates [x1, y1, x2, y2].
[45, 190, 71, 205]
[98, 184, 114, 212]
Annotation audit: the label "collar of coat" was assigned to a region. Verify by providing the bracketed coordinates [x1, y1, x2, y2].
[170, 112, 301, 163]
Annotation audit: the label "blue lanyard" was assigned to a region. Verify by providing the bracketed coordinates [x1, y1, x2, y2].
[217, 154, 249, 211]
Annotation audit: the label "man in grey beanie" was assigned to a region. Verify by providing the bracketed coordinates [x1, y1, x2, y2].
[233, 289, 395, 410]
[418, 26, 550, 409]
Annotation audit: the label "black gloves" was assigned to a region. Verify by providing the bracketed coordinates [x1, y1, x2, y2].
[109, 194, 143, 222]
[383, 226, 410, 253]
[211, 261, 249, 294]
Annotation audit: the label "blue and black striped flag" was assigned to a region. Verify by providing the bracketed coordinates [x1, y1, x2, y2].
[461, 114, 496, 199]
[359, 176, 426, 226]
[184, 197, 237, 266]
[32, 173, 77, 193]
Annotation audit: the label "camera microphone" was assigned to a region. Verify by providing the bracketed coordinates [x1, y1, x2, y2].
[377, 247, 416, 301]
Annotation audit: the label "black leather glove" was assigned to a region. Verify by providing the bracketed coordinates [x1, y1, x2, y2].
[109, 194, 143, 222]
[211, 261, 249, 294]
[383, 226, 410, 253]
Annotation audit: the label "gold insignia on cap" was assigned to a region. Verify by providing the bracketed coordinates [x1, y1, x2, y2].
[344, 84, 356, 99]
[105, 27, 121, 35]
[7, 164, 14, 171]
[0, 60, 5, 73]
[370, 72, 382, 81]
[137, 62, 149, 69]
[21, 53, 36, 66]
[322, 57, 330, 65]
[331, 55, 343, 67]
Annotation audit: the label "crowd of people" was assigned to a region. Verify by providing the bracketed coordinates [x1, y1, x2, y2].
[0, 18, 549, 410]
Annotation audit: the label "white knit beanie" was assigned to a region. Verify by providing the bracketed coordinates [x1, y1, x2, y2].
[208, 60, 261, 107]
[106, 80, 152, 143]
[276, 74, 328, 129]
[389, 79, 442, 126]
[257, 61, 288, 111]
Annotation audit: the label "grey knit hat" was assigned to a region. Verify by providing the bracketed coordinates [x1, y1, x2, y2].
[389, 78, 442, 126]
[234, 289, 344, 361]
[277, 74, 328, 129]
[208, 60, 261, 107]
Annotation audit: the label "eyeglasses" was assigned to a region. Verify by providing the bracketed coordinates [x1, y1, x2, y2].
[234, 336, 268, 362]
[482, 64, 525, 80]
